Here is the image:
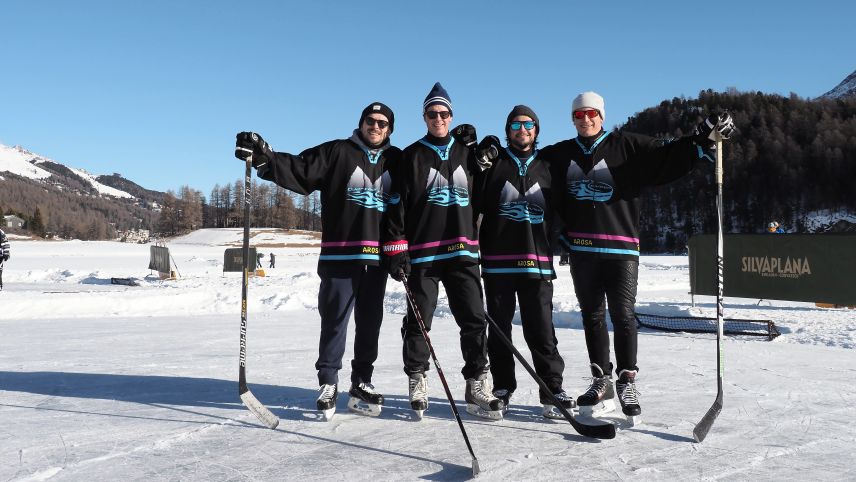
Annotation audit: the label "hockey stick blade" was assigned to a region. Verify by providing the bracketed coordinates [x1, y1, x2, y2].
[472, 458, 480, 477]
[484, 313, 615, 439]
[240, 388, 280, 429]
[692, 394, 721, 443]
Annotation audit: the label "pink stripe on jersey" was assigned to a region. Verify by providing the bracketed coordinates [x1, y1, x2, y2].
[320, 240, 380, 248]
[409, 237, 479, 250]
[482, 254, 551, 262]
[566, 231, 639, 244]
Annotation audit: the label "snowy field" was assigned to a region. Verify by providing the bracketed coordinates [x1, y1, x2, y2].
[1, 229, 855, 481]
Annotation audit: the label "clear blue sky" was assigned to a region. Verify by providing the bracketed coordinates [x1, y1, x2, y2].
[2, 0, 853, 194]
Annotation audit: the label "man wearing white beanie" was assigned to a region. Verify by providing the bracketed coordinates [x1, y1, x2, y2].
[540, 91, 735, 425]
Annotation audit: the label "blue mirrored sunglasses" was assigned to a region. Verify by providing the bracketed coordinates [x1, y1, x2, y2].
[509, 121, 536, 131]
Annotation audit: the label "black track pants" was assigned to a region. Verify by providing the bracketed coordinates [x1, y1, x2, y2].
[569, 256, 639, 376]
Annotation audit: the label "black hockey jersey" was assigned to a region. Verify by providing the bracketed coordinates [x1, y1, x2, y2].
[540, 130, 706, 260]
[474, 147, 555, 279]
[257, 131, 400, 267]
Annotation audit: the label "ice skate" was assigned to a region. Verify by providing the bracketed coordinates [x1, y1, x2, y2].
[493, 389, 512, 415]
[316, 383, 338, 421]
[408, 373, 428, 420]
[540, 390, 576, 420]
[577, 364, 615, 416]
[465, 373, 503, 421]
[347, 382, 384, 417]
[616, 369, 642, 426]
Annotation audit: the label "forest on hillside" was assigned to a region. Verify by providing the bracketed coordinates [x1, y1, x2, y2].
[621, 89, 856, 252]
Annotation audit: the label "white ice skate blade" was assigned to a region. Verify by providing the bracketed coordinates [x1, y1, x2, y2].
[321, 407, 336, 421]
[542, 404, 567, 420]
[625, 414, 642, 426]
[578, 399, 616, 417]
[412, 409, 424, 420]
[347, 396, 381, 417]
[466, 403, 503, 421]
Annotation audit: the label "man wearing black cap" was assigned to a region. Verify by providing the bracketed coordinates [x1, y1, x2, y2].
[235, 102, 400, 421]
[473, 105, 573, 419]
[539, 91, 735, 425]
[383, 82, 504, 420]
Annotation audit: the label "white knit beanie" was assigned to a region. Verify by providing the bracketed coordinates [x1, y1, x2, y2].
[572, 91, 605, 121]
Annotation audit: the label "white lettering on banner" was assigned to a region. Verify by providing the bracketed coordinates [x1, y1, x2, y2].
[740, 256, 812, 279]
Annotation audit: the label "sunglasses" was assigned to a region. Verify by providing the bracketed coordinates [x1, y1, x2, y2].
[573, 110, 600, 120]
[364, 118, 389, 129]
[425, 111, 451, 120]
[509, 121, 536, 131]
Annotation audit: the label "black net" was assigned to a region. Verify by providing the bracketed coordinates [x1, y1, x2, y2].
[635, 312, 780, 340]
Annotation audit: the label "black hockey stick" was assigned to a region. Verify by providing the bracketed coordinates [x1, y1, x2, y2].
[484, 313, 615, 440]
[401, 276, 480, 477]
[236, 151, 279, 429]
[693, 133, 725, 442]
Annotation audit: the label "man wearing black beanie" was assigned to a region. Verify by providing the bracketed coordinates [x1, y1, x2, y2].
[235, 101, 400, 421]
[471, 104, 574, 420]
[382, 82, 504, 420]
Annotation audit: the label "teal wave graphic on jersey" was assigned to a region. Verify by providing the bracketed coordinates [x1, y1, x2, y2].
[426, 166, 470, 207]
[498, 181, 545, 223]
[567, 159, 614, 202]
[346, 168, 399, 211]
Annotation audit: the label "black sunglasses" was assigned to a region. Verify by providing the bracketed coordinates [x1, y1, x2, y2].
[364, 118, 389, 128]
[425, 111, 451, 120]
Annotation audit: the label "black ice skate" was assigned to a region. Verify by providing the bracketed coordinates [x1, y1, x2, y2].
[347, 382, 384, 417]
[616, 369, 642, 426]
[316, 383, 338, 421]
[493, 389, 513, 415]
[540, 390, 576, 420]
[465, 373, 503, 421]
[577, 364, 615, 416]
[408, 373, 428, 420]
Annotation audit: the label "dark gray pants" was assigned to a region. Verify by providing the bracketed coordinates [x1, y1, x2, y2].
[316, 264, 387, 386]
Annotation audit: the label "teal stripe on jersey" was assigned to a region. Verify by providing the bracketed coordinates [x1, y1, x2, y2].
[569, 245, 639, 256]
[411, 250, 480, 264]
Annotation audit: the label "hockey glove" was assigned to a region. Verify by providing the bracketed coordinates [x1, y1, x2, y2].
[694, 112, 735, 149]
[235, 132, 274, 169]
[475, 135, 501, 171]
[451, 124, 478, 149]
[382, 240, 410, 282]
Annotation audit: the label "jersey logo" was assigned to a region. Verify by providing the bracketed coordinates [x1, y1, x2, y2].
[567, 158, 614, 202]
[426, 165, 470, 207]
[497, 181, 545, 224]
[346, 167, 399, 212]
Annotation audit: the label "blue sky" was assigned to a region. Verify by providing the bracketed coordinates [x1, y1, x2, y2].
[2, 1, 853, 194]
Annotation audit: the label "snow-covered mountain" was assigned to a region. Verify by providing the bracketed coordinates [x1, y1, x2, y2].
[819, 69, 856, 99]
[0, 143, 135, 199]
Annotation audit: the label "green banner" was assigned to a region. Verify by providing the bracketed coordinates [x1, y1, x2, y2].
[689, 234, 856, 305]
[223, 247, 257, 272]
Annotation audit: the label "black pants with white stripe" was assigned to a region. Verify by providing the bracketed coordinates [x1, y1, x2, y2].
[401, 263, 489, 380]
[485, 276, 565, 397]
[569, 256, 639, 377]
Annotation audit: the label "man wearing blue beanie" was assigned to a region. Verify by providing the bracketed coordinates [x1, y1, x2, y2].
[382, 82, 504, 420]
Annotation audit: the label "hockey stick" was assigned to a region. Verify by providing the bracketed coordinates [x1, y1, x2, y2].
[693, 133, 725, 443]
[237, 152, 279, 429]
[484, 312, 615, 440]
[401, 276, 480, 477]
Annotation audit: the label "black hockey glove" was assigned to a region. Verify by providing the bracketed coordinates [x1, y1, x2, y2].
[694, 112, 735, 149]
[235, 132, 274, 169]
[382, 240, 410, 282]
[451, 124, 478, 148]
[475, 135, 501, 171]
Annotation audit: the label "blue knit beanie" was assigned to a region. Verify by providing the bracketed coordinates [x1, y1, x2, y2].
[423, 82, 453, 114]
